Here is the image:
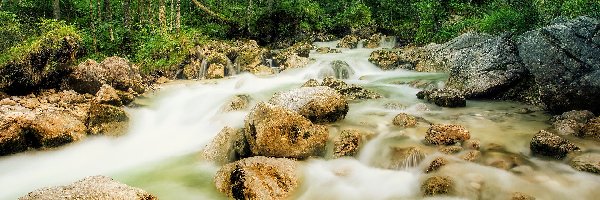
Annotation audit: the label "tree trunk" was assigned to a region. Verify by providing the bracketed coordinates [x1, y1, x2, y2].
[104, 0, 114, 41]
[176, 0, 180, 33]
[169, 0, 174, 31]
[89, 0, 97, 52]
[97, 0, 102, 21]
[53, 0, 60, 19]
[124, 0, 131, 28]
[159, 0, 166, 33]
[148, 0, 154, 25]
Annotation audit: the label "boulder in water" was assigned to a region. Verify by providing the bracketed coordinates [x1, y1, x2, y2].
[365, 33, 384, 48]
[29, 110, 87, 148]
[244, 102, 328, 159]
[570, 153, 600, 174]
[425, 157, 449, 173]
[582, 117, 600, 140]
[19, 175, 157, 200]
[337, 35, 359, 49]
[368, 50, 412, 70]
[206, 63, 225, 79]
[0, 117, 32, 156]
[333, 129, 363, 158]
[330, 60, 354, 79]
[425, 124, 470, 145]
[87, 101, 129, 136]
[95, 84, 122, 106]
[301, 79, 320, 87]
[530, 130, 580, 159]
[386, 146, 426, 169]
[66, 57, 145, 95]
[511, 192, 536, 200]
[421, 176, 454, 196]
[202, 127, 250, 164]
[214, 156, 299, 200]
[392, 113, 418, 128]
[321, 76, 382, 100]
[417, 89, 466, 107]
[269, 86, 348, 123]
[222, 94, 251, 112]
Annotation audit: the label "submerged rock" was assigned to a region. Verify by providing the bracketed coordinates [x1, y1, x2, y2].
[19, 175, 157, 200]
[425, 157, 449, 173]
[387, 146, 426, 169]
[87, 101, 129, 136]
[551, 110, 595, 136]
[269, 86, 348, 123]
[244, 102, 328, 159]
[329, 60, 355, 79]
[421, 176, 454, 196]
[214, 156, 299, 200]
[530, 130, 580, 159]
[333, 129, 363, 158]
[392, 113, 418, 128]
[222, 94, 251, 112]
[365, 33, 384, 48]
[425, 124, 470, 145]
[337, 35, 359, 49]
[202, 127, 250, 164]
[570, 153, 600, 174]
[368, 50, 411, 70]
[511, 192, 536, 200]
[582, 117, 600, 140]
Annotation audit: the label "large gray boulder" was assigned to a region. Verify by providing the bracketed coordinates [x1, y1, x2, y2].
[19, 175, 157, 200]
[516, 16, 600, 114]
[530, 130, 580, 159]
[66, 57, 145, 95]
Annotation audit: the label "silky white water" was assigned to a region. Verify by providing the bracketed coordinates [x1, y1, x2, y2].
[1, 39, 600, 200]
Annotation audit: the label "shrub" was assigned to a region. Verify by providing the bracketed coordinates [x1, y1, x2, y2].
[0, 11, 25, 52]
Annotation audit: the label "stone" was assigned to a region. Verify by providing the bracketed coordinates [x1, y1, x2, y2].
[392, 113, 417, 128]
[551, 110, 595, 136]
[337, 35, 359, 49]
[244, 102, 329, 159]
[222, 95, 251, 112]
[29, 111, 87, 148]
[282, 54, 310, 70]
[19, 175, 157, 200]
[214, 156, 299, 200]
[417, 89, 466, 108]
[425, 124, 470, 145]
[95, 84, 122, 106]
[365, 33, 384, 48]
[0, 117, 31, 156]
[425, 157, 449, 173]
[87, 102, 129, 136]
[368, 50, 410, 70]
[329, 60, 354, 79]
[439, 146, 463, 154]
[206, 63, 225, 79]
[301, 79, 320, 87]
[269, 86, 348, 123]
[462, 139, 481, 150]
[333, 129, 362, 158]
[321, 77, 382, 100]
[511, 192, 536, 200]
[202, 127, 250, 164]
[66, 57, 145, 94]
[422, 176, 454, 196]
[570, 153, 600, 174]
[581, 117, 600, 140]
[530, 130, 580, 159]
[461, 150, 482, 162]
[387, 146, 426, 169]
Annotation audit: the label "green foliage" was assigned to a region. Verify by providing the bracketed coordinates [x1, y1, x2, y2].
[479, 7, 528, 34]
[560, 0, 600, 18]
[0, 19, 81, 68]
[414, 0, 446, 44]
[333, 2, 373, 30]
[0, 11, 24, 52]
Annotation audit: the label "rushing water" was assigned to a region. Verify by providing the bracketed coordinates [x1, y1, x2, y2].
[1, 39, 600, 200]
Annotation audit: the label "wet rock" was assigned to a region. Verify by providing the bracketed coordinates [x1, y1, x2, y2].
[516, 16, 600, 114]
[462, 139, 481, 150]
[329, 60, 355, 79]
[156, 76, 170, 84]
[183, 58, 202, 79]
[244, 102, 328, 159]
[202, 127, 250, 164]
[249, 65, 275, 76]
[551, 110, 595, 135]
[302, 79, 320, 87]
[581, 117, 600, 140]
[425, 157, 449, 173]
[461, 150, 482, 162]
[511, 192, 536, 200]
[337, 35, 359, 49]
[417, 89, 466, 107]
[425, 124, 470, 145]
[392, 113, 417, 128]
[368, 50, 411, 70]
[570, 153, 600, 174]
[422, 176, 454, 196]
[115, 89, 136, 106]
[530, 130, 580, 159]
[66, 57, 145, 95]
[288, 42, 313, 58]
[206, 63, 225, 79]
[19, 175, 157, 200]
[222, 95, 251, 112]
[269, 86, 348, 123]
[365, 33, 384, 48]
[333, 129, 362, 158]
[29, 111, 87, 148]
[87, 102, 129, 136]
[439, 146, 463, 154]
[0, 117, 31, 156]
[387, 146, 426, 169]
[316, 47, 341, 54]
[283, 54, 310, 70]
[214, 156, 299, 200]
[234, 40, 268, 74]
[95, 84, 122, 106]
[0, 92, 8, 100]
[321, 77, 382, 100]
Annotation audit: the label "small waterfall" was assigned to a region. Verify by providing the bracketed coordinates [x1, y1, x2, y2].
[199, 59, 208, 79]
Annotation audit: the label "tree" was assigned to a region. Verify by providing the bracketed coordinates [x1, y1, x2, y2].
[176, 0, 180, 33]
[53, 0, 60, 19]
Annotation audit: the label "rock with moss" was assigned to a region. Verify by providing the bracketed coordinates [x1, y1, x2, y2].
[333, 129, 363, 158]
[0, 117, 32, 156]
[365, 33, 384, 48]
[233, 40, 269, 74]
[337, 35, 359, 49]
[214, 156, 299, 200]
[511, 192, 536, 200]
[87, 101, 129, 136]
[28, 110, 87, 148]
[425, 124, 470, 145]
[460, 150, 482, 162]
[582, 117, 600, 140]
[66, 57, 145, 95]
[0, 22, 80, 95]
[202, 127, 250, 164]
[392, 113, 417, 128]
[316, 47, 342, 54]
[302, 79, 320, 87]
[530, 130, 580, 159]
[329, 60, 354, 79]
[222, 95, 251, 112]
[570, 153, 600, 174]
[244, 102, 329, 159]
[19, 175, 157, 200]
[269, 86, 348, 123]
[95, 84, 122, 107]
[417, 89, 466, 107]
[439, 146, 463, 154]
[206, 63, 225, 79]
[551, 110, 595, 136]
[422, 176, 454, 196]
[425, 157, 449, 173]
[321, 76, 382, 100]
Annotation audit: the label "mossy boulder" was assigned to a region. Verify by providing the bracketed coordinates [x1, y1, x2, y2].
[421, 176, 454, 196]
[425, 124, 470, 145]
[87, 101, 129, 136]
[570, 153, 600, 174]
[321, 76, 382, 100]
[269, 86, 349, 123]
[337, 35, 359, 49]
[530, 130, 580, 159]
[333, 129, 362, 158]
[392, 113, 418, 128]
[66, 57, 145, 95]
